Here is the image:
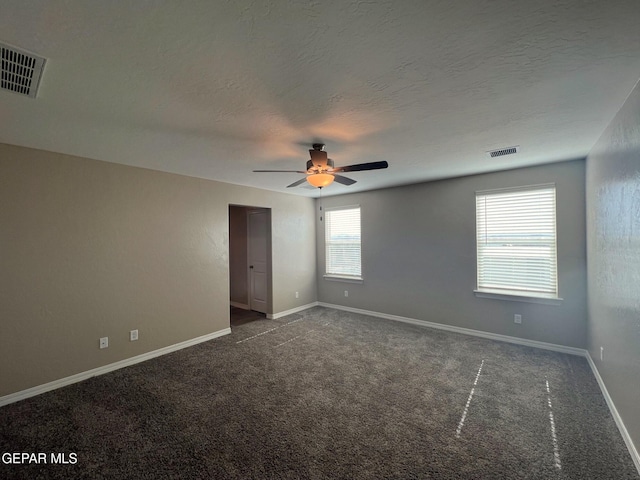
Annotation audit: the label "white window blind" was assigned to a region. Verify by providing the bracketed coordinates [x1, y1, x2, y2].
[325, 206, 361, 278]
[476, 185, 558, 297]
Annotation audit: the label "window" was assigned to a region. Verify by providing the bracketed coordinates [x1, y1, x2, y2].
[475, 185, 558, 299]
[325, 206, 362, 280]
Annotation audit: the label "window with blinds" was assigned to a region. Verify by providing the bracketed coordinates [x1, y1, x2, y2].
[476, 185, 558, 298]
[325, 206, 361, 279]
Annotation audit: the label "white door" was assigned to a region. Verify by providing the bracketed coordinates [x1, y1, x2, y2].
[248, 209, 269, 313]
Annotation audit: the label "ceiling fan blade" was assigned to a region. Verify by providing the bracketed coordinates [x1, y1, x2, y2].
[286, 177, 308, 188]
[333, 161, 389, 173]
[253, 169, 307, 173]
[333, 174, 357, 186]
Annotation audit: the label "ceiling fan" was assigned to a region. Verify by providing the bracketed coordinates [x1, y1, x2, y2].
[253, 143, 389, 188]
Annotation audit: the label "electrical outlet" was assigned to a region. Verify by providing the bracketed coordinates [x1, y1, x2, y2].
[344, 290, 349, 297]
[295, 291, 299, 298]
[130, 329, 139, 341]
[514, 314, 522, 324]
[600, 346, 604, 361]
[99, 337, 109, 349]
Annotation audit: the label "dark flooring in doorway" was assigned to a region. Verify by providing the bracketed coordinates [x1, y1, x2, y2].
[230, 306, 265, 327]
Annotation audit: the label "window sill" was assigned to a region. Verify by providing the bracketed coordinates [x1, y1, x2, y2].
[323, 275, 364, 284]
[474, 289, 563, 306]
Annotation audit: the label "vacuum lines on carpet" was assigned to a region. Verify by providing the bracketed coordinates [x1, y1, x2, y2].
[455, 359, 485, 439]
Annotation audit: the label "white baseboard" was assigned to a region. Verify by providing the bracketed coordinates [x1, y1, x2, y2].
[230, 302, 249, 310]
[318, 302, 586, 356]
[0, 328, 231, 408]
[267, 302, 319, 320]
[585, 352, 640, 475]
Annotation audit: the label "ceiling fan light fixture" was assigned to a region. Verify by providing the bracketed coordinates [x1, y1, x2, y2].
[307, 173, 334, 188]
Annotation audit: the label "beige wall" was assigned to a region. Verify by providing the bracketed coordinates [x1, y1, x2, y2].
[0, 143, 316, 397]
[317, 160, 587, 348]
[586, 81, 640, 454]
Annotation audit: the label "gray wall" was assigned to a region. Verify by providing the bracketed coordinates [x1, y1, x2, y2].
[317, 160, 587, 348]
[586, 81, 640, 453]
[0, 143, 316, 397]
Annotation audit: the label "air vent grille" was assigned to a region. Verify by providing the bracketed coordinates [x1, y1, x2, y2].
[1, 42, 46, 98]
[488, 146, 520, 158]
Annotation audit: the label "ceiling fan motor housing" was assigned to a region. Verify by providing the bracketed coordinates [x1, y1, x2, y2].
[307, 157, 333, 173]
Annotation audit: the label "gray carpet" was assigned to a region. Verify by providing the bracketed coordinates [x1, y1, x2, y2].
[1, 307, 638, 479]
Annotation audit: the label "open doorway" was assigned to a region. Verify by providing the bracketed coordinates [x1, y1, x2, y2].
[229, 205, 272, 326]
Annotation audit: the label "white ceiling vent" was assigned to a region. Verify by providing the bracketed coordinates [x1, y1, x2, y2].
[487, 145, 520, 158]
[1, 42, 46, 98]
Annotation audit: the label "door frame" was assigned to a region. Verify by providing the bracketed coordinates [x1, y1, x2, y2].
[228, 204, 272, 315]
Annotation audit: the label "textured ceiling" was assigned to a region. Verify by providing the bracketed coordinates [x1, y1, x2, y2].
[2, 1, 640, 197]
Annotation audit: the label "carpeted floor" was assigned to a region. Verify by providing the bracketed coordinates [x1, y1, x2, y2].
[1, 307, 638, 479]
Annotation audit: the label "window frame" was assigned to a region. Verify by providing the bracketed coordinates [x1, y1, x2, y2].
[323, 205, 363, 282]
[474, 184, 562, 305]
